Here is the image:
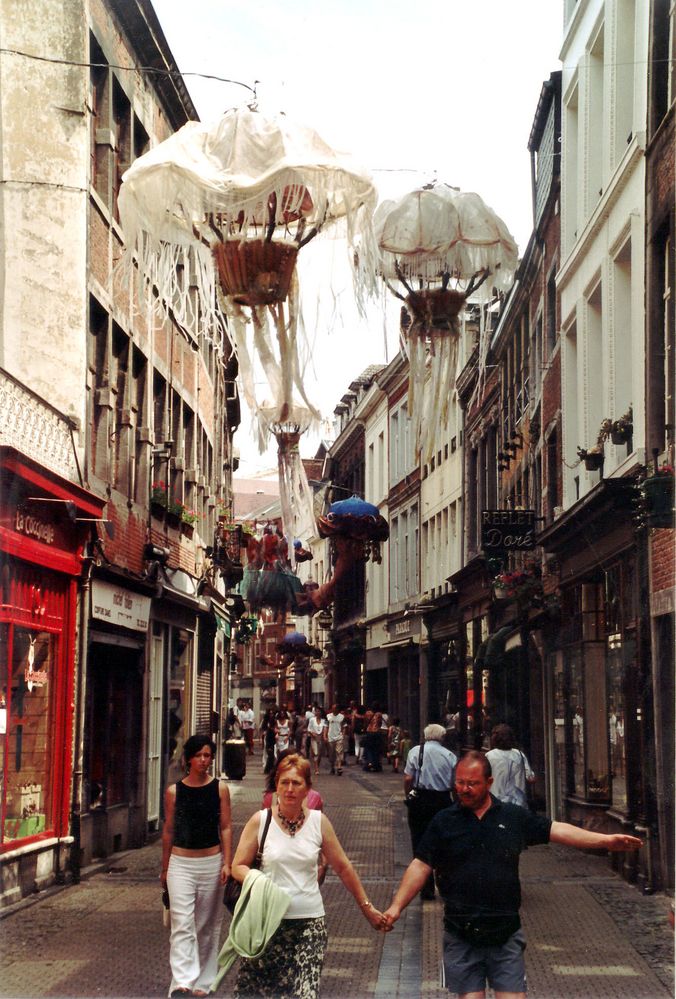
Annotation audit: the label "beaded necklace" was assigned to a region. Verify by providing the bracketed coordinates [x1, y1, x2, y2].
[277, 807, 305, 837]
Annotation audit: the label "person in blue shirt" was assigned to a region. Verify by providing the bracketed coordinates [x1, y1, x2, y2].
[383, 750, 643, 999]
[403, 723, 457, 900]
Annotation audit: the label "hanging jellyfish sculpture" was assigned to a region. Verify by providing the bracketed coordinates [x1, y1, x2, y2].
[375, 183, 518, 463]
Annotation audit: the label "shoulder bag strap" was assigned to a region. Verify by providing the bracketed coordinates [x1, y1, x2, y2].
[260, 807, 273, 848]
[414, 743, 424, 789]
[254, 807, 273, 865]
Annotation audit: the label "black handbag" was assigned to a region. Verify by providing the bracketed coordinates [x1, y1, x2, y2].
[223, 808, 272, 913]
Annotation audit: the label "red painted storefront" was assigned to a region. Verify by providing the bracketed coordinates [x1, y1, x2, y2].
[0, 447, 105, 904]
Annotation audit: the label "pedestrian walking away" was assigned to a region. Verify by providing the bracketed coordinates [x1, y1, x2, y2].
[362, 706, 383, 772]
[238, 702, 255, 755]
[404, 723, 457, 900]
[161, 735, 232, 998]
[226, 753, 385, 998]
[387, 717, 403, 773]
[325, 702, 345, 774]
[382, 750, 644, 999]
[308, 706, 326, 776]
[485, 723, 536, 807]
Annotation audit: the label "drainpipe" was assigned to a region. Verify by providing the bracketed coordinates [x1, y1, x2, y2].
[70, 557, 93, 883]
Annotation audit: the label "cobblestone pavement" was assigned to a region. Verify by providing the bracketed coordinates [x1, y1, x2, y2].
[0, 751, 673, 998]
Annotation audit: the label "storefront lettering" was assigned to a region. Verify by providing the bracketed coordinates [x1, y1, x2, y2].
[24, 668, 48, 687]
[91, 580, 150, 633]
[15, 510, 55, 545]
[394, 619, 411, 636]
[481, 509, 536, 551]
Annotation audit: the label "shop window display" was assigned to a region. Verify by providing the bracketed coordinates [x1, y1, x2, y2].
[1, 626, 55, 844]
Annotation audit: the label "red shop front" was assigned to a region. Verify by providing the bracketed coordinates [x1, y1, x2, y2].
[0, 447, 105, 907]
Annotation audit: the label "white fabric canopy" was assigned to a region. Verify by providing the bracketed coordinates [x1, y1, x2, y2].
[375, 183, 518, 291]
[117, 107, 379, 350]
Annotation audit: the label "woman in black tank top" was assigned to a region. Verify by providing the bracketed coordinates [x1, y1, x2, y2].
[161, 735, 232, 997]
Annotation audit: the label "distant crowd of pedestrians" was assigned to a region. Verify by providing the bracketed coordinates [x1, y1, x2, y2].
[224, 699, 413, 776]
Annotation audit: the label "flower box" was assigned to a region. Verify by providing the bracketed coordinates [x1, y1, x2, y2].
[150, 500, 166, 521]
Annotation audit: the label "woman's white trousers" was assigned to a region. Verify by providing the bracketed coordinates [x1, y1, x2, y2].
[167, 853, 223, 995]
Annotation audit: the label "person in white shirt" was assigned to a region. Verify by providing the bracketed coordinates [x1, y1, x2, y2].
[404, 723, 457, 900]
[325, 704, 345, 776]
[485, 723, 535, 807]
[238, 702, 255, 755]
[308, 707, 327, 776]
[230, 754, 385, 998]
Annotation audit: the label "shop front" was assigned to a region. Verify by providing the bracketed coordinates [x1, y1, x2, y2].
[539, 480, 657, 889]
[0, 447, 105, 907]
[80, 575, 152, 866]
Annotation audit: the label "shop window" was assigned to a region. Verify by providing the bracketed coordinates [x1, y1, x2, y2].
[567, 647, 585, 797]
[167, 629, 193, 785]
[551, 650, 570, 819]
[606, 633, 631, 811]
[1, 627, 56, 845]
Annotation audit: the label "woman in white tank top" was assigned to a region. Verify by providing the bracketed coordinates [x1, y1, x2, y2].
[230, 753, 385, 998]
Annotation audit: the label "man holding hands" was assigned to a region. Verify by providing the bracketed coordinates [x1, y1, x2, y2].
[382, 750, 643, 999]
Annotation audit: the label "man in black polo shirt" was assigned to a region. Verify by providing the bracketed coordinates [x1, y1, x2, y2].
[382, 750, 643, 998]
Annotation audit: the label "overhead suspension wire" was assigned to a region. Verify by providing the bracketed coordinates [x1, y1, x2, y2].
[0, 46, 258, 96]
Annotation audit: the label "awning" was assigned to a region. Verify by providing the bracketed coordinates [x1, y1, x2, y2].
[379, 636, 420, 651]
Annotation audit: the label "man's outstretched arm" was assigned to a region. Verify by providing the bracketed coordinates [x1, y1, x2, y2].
[550, 822, 643, 852]
[381, 859, 433, 928]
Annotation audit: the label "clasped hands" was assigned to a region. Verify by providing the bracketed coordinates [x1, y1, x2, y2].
[363, 904, 398, 932]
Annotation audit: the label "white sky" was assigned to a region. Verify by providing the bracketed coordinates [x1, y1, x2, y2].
[151, 0, 564, 473]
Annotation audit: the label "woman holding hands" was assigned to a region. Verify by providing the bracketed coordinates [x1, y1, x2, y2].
[230, 753, 384, 998]
[161, 735, 232, 998]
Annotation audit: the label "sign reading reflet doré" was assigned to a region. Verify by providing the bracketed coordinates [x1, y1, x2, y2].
[14, 510, 55, 545]
[481, 509, 536, 551]
[91, 579, 151, 632]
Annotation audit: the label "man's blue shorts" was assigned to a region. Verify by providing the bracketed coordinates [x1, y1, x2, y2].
[442, 927, 527, 994]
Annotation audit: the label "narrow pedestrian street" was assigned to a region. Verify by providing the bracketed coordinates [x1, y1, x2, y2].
[0, 754, 672, 999]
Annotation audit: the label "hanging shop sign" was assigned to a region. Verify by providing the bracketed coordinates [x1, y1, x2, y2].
[481, 510, 536, 552]
[91, 580, 151, 633]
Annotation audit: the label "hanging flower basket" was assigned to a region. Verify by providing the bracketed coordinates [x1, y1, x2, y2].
[577, 446, 604, 472]
[584, 453, 603, 471]
[213, 239, 299, 307]
[641, 469, 675, 529]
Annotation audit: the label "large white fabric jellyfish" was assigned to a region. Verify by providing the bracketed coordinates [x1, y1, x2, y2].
[118, 106, 377, 443]
[375, 183, 518, 461]
[118, 106, 378, 567]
